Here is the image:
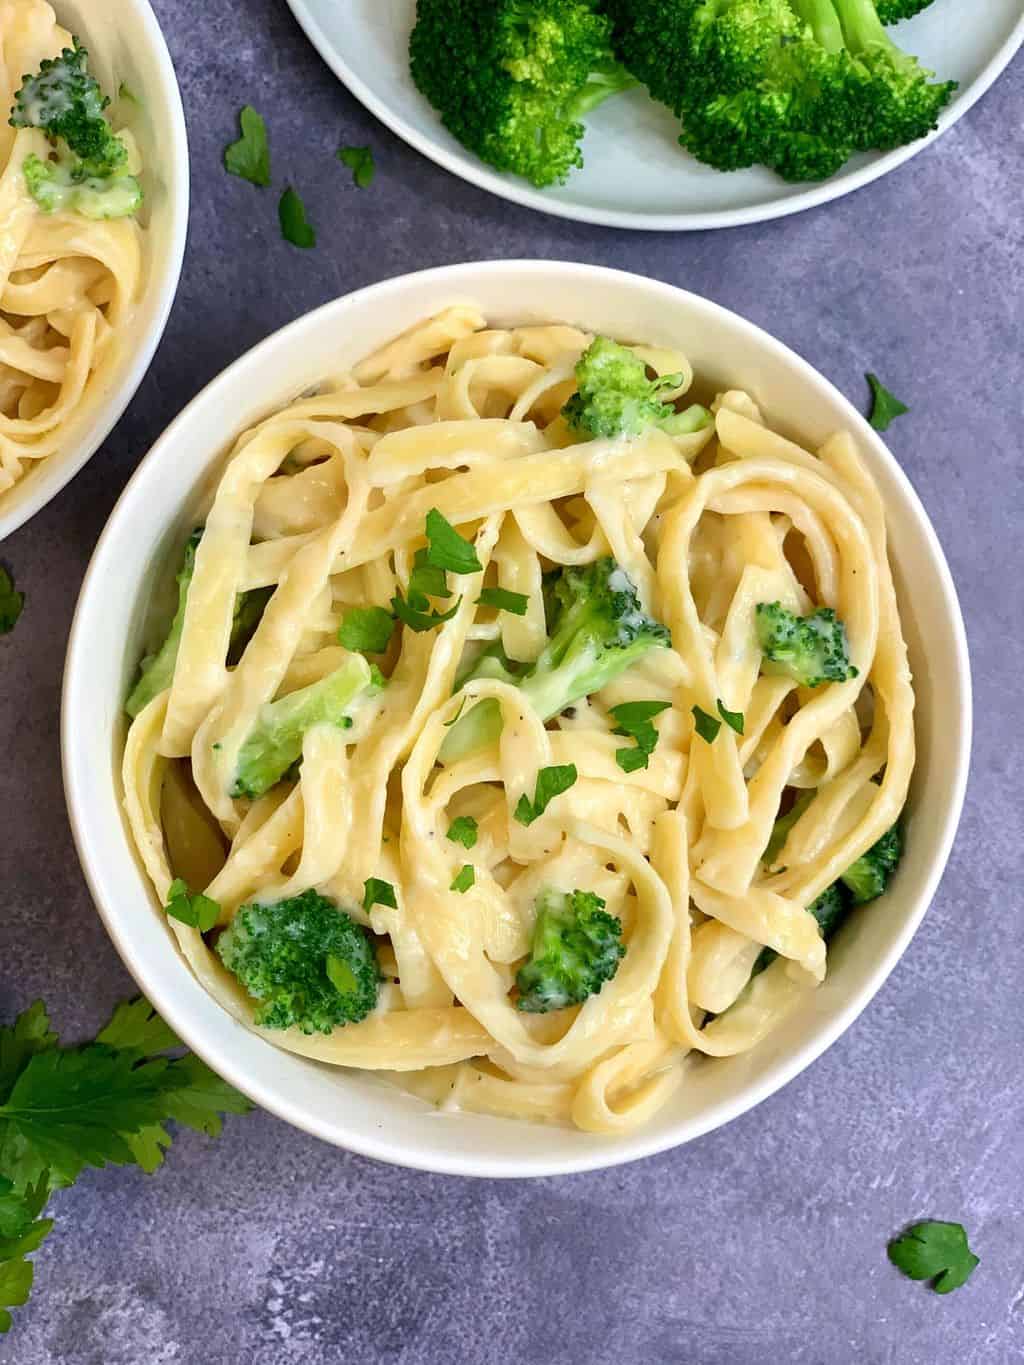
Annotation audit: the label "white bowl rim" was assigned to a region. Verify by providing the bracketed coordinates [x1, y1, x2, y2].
[62, 260, 972, 1177]
[0, 0, 190, 541]
[284, 0, 1023, 232]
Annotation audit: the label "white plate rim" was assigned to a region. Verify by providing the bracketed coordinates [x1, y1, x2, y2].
[283, 0, 1023, 232]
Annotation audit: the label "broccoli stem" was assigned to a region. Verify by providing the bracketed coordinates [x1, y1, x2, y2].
[834, 0, 903, 56]
[567, 66, 638, 119]
[790, 0, 846, 52]
[232, 656, 378, 799]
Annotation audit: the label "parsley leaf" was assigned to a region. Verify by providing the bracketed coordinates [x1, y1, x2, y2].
[0, 567, 24, 635]
[610, 699, 671, 773]
[164, 879, 220, 932]
[0, 1175, 52, 1336]
[363, 877, 397, 912]
[888, 1221, 979, 1294]
[477, 586, 529, 616]
[339, 606, 395, 654]
[408, 547, 451, 603]
[223, 105, 270, 187]
[0, 1004, 56, 1106]
[692, 704, 722, 744]
[514, 764, 578, 826]
[450, 864, 475, 894]
[96, 998, 180, 1056]
[159, 1053, 252, 1139]
[866, 373, 909, 432]
[717, 698, 745, 735]
[447, 816, 478, 849]
[337, 144, 375, 188]
[279, 187, 315, 248]
[391, 591, 461, 633]
[425, 508, 482, 575]
[0, 1047, 175, 1189]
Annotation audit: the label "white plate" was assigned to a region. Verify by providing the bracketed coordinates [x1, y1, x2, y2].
[284, 0, 1023, 231]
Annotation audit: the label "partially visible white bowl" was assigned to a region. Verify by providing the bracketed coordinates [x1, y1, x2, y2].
[62, 262, 971, 1178]
[0, 0, 188, 541]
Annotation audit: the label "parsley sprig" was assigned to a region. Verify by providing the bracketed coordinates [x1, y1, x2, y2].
[0, 997, 251, 1334]
[0, 566, 24, 636]
[514, 764, 578, 826]
[888, 1220, 979, 1295]
[866, 373, 909, 432]
[609, 700, 670, 773]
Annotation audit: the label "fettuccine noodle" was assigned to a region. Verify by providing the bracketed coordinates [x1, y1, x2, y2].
[122, 306, 914, 1135]
[0, 0, 142, 498]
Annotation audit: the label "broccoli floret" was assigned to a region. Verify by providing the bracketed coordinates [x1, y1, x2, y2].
[441, 558, 670, 760]
[515, 889, 625, 1012]
[409, 0, 635, 187]
[10, 40, 125, 170]
[604, 0, 955, 182]
[22, 152, 141, 219]
[756, 601, 857, 688]
[875, 0, 934, 21]
[232, 655, 383, 800]
[216, 890, 379, 1033]
[126, 533, 272, 719]
[11, 40, 142, 219]
[841, 822, 903, 903]
[562, 336, 712, 439]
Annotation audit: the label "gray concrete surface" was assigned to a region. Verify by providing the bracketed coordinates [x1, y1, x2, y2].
[0, 1, 1021, 1361]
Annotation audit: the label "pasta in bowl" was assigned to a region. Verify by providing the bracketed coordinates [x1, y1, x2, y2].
[64, 263, 969, 1175]
[0, 0, 187, 538]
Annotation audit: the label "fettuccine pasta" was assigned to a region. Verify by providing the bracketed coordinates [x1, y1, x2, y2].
[122, 306, 914, 1135]
[0, 0, 143, 498]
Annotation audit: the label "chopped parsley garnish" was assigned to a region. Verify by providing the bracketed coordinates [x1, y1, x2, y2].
[717, 698, 745, 735]
[339, 606, 395, 654]
[514, 764, 578, 826]
[424, 508, 482, 575]
[866, 373, 909, 432]
[450, 864, 475, 894]
[362, 877, 397, 912]
[447, 816, 478, 849]
[223, 105, 270, 187]
[609, 699, 670, 773]
[408, 547, 451, 604]
[0, 566, 24, 635]
[888, 1221, 979, 1295]
[391, 591, 461, 633]
[164, 879, 220, 932]
[691, 704, 722, 744]
[278, 187, 315, 248]
[337, 144, 375, 188]
[477, 586, 529, 616]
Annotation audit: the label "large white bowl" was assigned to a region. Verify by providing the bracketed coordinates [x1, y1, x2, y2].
[0, 0, 188, 540]
[62, 262, 971, 1178]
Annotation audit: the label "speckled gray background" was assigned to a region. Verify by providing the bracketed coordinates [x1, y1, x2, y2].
[0, 1, 1021, 1361]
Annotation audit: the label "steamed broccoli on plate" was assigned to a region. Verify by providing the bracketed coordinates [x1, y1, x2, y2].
[409, 0, 635, 187]
[10, 39, 142, 218]
[409, 0, 953, 186]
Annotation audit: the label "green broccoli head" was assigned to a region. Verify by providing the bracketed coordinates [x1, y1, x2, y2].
[22, 152, 141, 219]
[10, 40, 127, 173]
[841, 823, 903, 904]
[216, 890, 380, 1034]
[604, 0, 954, 182]
[756, 601, 858, 688]
[562, 336, 712, 439]
[232, 655, 383, 801]
[409, 0, 635, 187]
[875, 0, 934, 21]
[752, 880, 850, 978]
[515, 888, 625, 1012]
[441, 558, 671, 761]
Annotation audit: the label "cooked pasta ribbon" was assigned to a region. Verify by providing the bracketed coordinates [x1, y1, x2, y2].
[122, 308, 915, 1135]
